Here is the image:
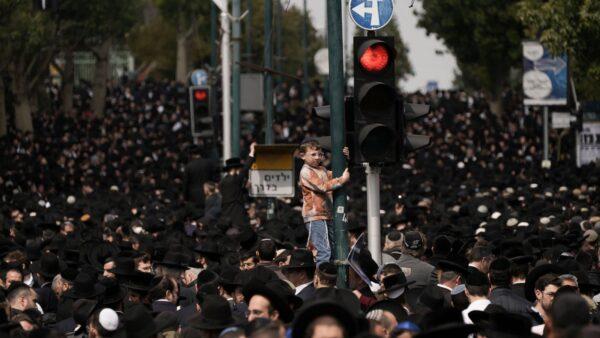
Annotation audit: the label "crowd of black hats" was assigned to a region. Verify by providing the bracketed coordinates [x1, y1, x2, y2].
[0, 75, 598, 338]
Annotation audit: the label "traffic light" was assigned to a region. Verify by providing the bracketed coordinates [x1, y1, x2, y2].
[401, 101, 432, 153]
[311, 97, 355, 157]
[353, 36, 398, 164]
[189, 86, 214, 138]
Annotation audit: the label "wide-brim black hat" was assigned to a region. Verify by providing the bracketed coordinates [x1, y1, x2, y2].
[188, 295, 240, 330]
[242, 279, 298, 323]
[415, 323, 477, 338]
[377, 272, 415, 294]
[468, 310, 539, 338]
[292, 301, 358, 338]
[30, 255, 67, 279]
[123, 271, 155, 292]
[436, 260, 469, 276]
[223, 158, 244, 171]
[155, 252, 190, 270]
[283, 249, 316, 270]
[524, 264, 565, 302]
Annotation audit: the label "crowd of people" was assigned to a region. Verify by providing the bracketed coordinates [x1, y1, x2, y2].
[0, 74, 598, 338]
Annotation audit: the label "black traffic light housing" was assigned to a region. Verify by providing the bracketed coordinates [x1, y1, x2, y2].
[401, 101, 432, 154]
[353, 36, 398, 164]
[189, 86, 214, 138]
[311, 97, 355, 163]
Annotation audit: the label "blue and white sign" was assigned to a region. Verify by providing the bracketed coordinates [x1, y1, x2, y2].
[522, 41, 568, 106]
[349, 0, 395, 31]
[190, 69, 208, 86]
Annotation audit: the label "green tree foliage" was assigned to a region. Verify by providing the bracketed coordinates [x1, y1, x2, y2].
[518, 0, 600, 100]
[353, 17, 414, 82]
[415, 0, 524, 114]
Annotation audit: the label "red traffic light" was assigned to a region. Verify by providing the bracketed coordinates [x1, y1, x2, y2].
[193, 89, 208, 102]
[359, 44, 390, 72]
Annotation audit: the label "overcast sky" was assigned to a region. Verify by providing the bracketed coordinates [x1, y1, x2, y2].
[286, 0, 457, 92]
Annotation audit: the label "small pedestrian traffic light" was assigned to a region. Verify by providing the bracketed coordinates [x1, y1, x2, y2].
[189, 86, 213, 138]
[353, 36, 397, 164]
[400, 102, 431, 154]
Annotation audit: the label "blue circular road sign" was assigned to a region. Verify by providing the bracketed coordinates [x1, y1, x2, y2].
[191, 69, 208, 86]
[348, 0, 395, 31]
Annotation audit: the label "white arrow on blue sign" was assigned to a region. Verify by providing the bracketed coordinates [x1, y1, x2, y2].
[348, 0, 395, 31]
[191, 69, 208, 86]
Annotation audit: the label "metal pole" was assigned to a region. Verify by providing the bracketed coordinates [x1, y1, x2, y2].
[275, 0, 283, 84]
[245, 0, 252, 63]
[302, 0, 309, 101]
[543, 106, 549, 161]
[232, 0, 241, 157]
[327, 0, 349, 287]
[264, 0, 273, 144]
[264, 0, 275, 220]
[365, 164, 381, 265]
[221, 10, 232, 162]
[209, 2, 219, 158]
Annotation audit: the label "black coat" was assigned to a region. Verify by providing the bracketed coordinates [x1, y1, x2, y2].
[511, 283, 526, 300]
[35, 283, 59, 314]
[489, 287, 533, 321]
[152, 300, 177, 313]
[220, 157, 254, 227]
[183, 158, 218, 207]
[296, 283, 317, 302]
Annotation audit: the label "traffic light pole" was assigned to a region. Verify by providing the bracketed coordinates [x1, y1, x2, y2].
[365, 164, 382, 265]
[326, 0, 349, 287]
[221, 9, 232, 163]
[232, 0, 241, 157]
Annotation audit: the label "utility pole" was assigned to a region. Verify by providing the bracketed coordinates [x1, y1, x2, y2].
[275, 0, 283, 85]
[220, 3, 232, 162]
[326, 0, 349, 287]
[232, 0, 241, 157]
[245, 0, 252, 63]
[264, 0, 275, 220]
[209, 2, 219, 158]
[302, 0, 309, 101]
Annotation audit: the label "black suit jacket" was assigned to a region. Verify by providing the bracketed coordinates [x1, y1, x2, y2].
[220, 157, 254, 227]
[296, 283, 316, 302]
[35, 283, 59, 314]
[152, 300, 178, 313]
[183, 158, 218, 206]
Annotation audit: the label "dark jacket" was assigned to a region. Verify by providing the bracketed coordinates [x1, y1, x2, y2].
[183, 158, 218, 207]
[220, 157, 254, 227]
[511, 282, 526, 300]
[200, 193, 222, 226]
[489, 287, 533, 320]
[35, 282, 59, 314]
[296, 283, 317, 302]
[152, 300, 177, 313]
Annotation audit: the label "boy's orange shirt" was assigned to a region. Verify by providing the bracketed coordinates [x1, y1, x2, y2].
[299, 163, 343, 223]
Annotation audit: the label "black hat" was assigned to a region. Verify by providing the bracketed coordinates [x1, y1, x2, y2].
[72, 299, 98, 331]
[197, 269, 220, 286]
[524, 264, 564, 302]
[347, 220, 366, 235]
[99, 277, 126, 306]
[368, 299, 408, 323]
[60, 267, 78, 283]
[156, 251, 189, 270]
[243, 278, 300, 323]
[377, 271, 415, 295]
[436, 260, 468, 276]
[509, 255, 535, 266]
[108, 257, 138, 278]
[292, 301, 358, 338]
[154, 311, 179, 333]
[403, 231, 423, 250]
[223, 158, 244, 171]
[123, 271, 155, 293]
[283, 249, 316, 270]
[417, 285, 446, 310]
[30, 252, 66, 279]
[415, 323, 476, 338]
[188, 294, 237, 330]
[468, 310, 536, 338]
[219, 267, 241, 288]
[64, 272, 106, 300]
[194, 242, 220, 261]
[123, 304, 160, 338]
[465, 270, 489, 287]
[489, 257, 511, 271]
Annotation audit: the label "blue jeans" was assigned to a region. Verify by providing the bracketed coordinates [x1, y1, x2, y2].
[306, 220, 335, 263]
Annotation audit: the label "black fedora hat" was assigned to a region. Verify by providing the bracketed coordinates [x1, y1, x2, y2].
[283, 249, 316, 270]
[123, 304, 160, 338]
[436, 260, 468, 276]
[108, 257, 138, 278]
[188, 294, 238, 330]
[30, 252, 66, 279]
[223, 158, 244, 171]
[292, 301, 359, 338]
[468, 310, 537, 338]
[377, 271, 415, 295]
[64, 272, 106, 300]
[242, 278, 299, 323]
[194, 242, 220, 260]
[524, 264, 565, 302]
[156, 251, 189, 270]
[219, 267, 241, 288]
[99, 277, 126, 306]
[415, 323, 477, 338]
[123, 271, 155, 293]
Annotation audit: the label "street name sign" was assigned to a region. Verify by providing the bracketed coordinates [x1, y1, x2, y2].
[249, 144, 297, 198]
[349, 0, 395, 31]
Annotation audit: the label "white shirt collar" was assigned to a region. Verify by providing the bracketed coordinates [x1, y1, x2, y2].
[295, 281, 312, 295]
[437, 284, 453, 292]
